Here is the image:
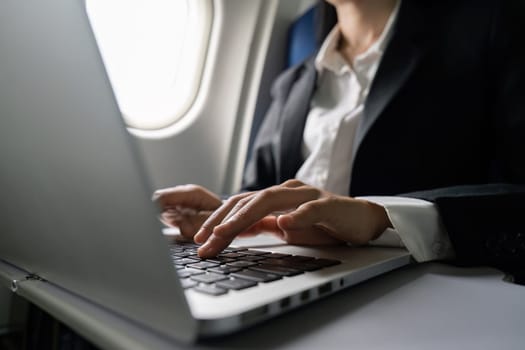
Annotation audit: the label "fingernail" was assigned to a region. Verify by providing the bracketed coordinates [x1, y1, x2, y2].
[194, 229, 207, 243]
[198, 244, 213, 257]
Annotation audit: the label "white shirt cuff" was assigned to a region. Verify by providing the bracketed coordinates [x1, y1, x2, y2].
[357, 196, 455, 262]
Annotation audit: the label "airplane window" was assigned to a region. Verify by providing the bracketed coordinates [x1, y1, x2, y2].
[86, 0, 212, 130]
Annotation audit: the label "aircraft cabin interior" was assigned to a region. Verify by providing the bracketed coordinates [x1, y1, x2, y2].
[1, 0, 524, 349]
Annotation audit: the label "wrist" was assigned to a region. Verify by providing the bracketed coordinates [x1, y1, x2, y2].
[365, 200, 392, 240]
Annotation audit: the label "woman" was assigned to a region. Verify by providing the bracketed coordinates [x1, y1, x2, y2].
[155, 0, 525, 278]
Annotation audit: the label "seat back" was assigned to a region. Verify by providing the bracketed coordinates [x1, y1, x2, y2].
[287, 5, 319, 67]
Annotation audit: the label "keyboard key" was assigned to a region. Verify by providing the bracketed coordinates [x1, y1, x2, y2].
[208, 266, 242, 274]
[201, 258, 224, 264]
[177, 268, 205, 278]
[264, 258, 296, 266]
[193, 284, 227, 296]
[263, 253, 291, 259]
[312, 258, 341, 268]
[180, 278, 198, 289]
[188, 261, 220, 270]
[219, 252, 247, 259]
[191, 272, 229, 284]
[212, 256, 236, 264]
[251, 264, 302, 276]
[226, 260, 258, 268]
[173, 257, 200, 266]
[263, 258, 322, 272]
[216, 277, 257, 290]
[185, 254, 201, 259]
[240, 255, 267, 262]
[172, 251, 192, 258]
[283, 255, 315, 263]
[231, 269, 281, 282]
[169, 241, 341, 297]
[177, 244, 199, 252]
[180, 243, 200, 248]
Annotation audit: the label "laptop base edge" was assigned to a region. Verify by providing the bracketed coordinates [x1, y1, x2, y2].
[196, 253, 412, 337]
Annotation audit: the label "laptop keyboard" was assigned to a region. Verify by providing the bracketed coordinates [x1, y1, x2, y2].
[170, 242, 341, 296]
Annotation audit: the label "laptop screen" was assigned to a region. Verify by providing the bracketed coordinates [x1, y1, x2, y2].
[0, 0, 196, 342]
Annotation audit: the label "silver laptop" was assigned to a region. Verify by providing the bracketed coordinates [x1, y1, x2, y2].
[0, 0, 411, 343]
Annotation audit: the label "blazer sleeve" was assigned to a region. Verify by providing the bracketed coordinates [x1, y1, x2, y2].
[403, 0, 525, 276]
[403, 185, 525, 275]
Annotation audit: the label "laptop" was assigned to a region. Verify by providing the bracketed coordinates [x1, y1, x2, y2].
[0, 0, 411, 344]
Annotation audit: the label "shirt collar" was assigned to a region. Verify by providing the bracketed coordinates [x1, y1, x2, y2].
[315, 0, 401, 75]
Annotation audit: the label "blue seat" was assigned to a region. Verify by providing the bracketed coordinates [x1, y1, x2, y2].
[286, 5, 319, 67]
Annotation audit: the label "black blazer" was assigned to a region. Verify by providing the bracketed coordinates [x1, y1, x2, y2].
[242, 0, 525, 276]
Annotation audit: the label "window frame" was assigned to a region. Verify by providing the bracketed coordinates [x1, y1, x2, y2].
[86, 0, 213, 131]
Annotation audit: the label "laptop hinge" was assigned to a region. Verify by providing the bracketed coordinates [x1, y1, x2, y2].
[10, 273, 47, 293]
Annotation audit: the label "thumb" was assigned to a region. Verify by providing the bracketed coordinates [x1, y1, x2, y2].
[277, 201, 324, 231]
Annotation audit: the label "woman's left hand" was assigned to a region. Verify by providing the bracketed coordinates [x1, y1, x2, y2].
[194, 179, 392, 258]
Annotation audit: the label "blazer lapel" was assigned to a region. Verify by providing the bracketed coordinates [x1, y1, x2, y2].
[278, 60, 317, 182]
[353, 0, 426, 158]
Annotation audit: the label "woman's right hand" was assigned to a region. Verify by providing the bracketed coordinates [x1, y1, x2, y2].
[152, 184, 223, 240]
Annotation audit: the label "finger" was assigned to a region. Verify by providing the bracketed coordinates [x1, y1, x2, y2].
[281, 197, 374, 245]
[227, 180, 313, 221]
[277, 199, 338, 243]
[280, 179, 308, 188]
[179, 212, 212, 239]
[202, 182, 307, 235]
[193, 192, 255, 244]
[219, 193, 258, 225]
[160, 208, 186, 227]
[198, 217, 286, 258]
[198, 191, 304, 257]
[239, 216, 283, 237]
[160, 210, 211, 239]
[211, 186, 321, 240]
[153, 184, 222, 211]
[233, 216, 285, 239]
[277, 203, 324, 231]
[197, 233, 235, 258]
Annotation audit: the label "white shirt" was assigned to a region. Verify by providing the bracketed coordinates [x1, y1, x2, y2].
[295, 0, 454, 261]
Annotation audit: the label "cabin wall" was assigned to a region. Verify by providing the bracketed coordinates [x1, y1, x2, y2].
[134, 0, 317, 195]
